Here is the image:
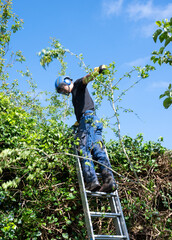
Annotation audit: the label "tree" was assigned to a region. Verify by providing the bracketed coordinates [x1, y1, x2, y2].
[0, 0, 24, 76]
[151, 18, 172, 109]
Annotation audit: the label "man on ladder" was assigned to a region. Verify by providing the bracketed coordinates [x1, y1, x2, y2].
[55, 67, 130, 240]
[55, 65, 117, 193]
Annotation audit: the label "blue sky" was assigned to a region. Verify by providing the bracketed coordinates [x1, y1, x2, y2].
[11, 0, 172, 149]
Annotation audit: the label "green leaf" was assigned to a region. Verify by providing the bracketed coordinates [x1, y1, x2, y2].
[62, 233, 69, 239]
[164, 37, 172, 47]
[170, 17, 172, 25]
[159, 47, 165, 54]
[66, 193, 75, 200]
[152, 50, 158, 55]
[159, 93, 166, 99]
[85, 161, 91, 167]
[150, 56, 158, 64]
[159, 32, 168, 43]
[156, 21, 162, 27]
[153, 29, 162, 42]
[163, 97, 172, 109]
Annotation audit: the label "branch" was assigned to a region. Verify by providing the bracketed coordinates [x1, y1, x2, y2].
[109, 82, 151, 193]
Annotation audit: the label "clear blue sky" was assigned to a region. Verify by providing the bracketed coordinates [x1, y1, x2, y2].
[11, 0, 172, 149]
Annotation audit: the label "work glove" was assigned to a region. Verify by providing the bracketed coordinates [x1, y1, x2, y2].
[99, 64, 107, 74]
[94, 65, 108, 75]
[71, 121, 79, 134]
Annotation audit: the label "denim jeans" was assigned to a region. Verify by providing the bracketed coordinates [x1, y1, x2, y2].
[77, 111, 114, 184]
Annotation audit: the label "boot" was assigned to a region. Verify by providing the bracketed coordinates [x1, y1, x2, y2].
[99, 170, 117, 193]
[99, 179, 117, 193]
[85, 180, 101, 192]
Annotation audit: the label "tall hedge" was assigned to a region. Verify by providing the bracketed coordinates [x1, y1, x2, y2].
[0, 91, 171, 239]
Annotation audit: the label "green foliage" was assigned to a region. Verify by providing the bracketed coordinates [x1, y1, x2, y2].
[151, 18, 172, 109]
[38, 39, 67, 75]
[0, 90, 84, 239]
[38, 38, 90, 76]
[1, 90, 171, 239]
[159, 83, 172, 109]
[92, 63, 155, 108]
[0, 0, 24, 77]
[152, 18, 172, 66]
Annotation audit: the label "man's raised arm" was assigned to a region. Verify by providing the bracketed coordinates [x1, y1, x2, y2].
[82, 65, 107, 85]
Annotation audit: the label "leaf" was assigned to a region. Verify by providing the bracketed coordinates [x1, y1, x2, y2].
[159, 32, 168, 43]
[159, 47, 165, 54]
[159, 93, 166, 99]
[164, 37, 172, 47]
[163, 97, 172, 109]
[153, 29, 162, 42]
[85, 161, 91, 166]
[158, 58, 162, 65]
[152, 50, 158, 55]
[150, 56, 158, 64]
[170, 17, 172, 25]
[66, 193, 75, 200]
[62, 233, 69, 239]
[156, 21, 162, 27]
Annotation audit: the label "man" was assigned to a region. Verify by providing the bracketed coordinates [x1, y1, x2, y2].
[55, 65, 117, 193]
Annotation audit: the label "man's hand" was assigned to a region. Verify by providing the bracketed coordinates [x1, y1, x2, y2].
[83, 64, 108, 85]
[71, 121, 79, 134]
[99, 65, 107, 74]
[94, 65, 108, 75]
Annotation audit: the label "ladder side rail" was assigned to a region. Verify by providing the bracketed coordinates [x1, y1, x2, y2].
[112, 191, 130, 240]
[75, 151, 95, 240]
[104, 147, 130, 240]
[109, 194, 123, 236]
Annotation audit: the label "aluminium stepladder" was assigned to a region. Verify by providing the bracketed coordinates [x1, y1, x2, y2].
[75, 149, 130, 240]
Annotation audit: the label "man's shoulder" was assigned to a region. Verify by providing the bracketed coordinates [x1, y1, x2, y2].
[74, 77, 83, 84]
[74, 77, 85, 88]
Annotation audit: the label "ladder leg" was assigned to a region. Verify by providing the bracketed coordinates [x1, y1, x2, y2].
[109, 194, 123, 235]
[110, 192, 130, 239]
[76, 154, 95, 240]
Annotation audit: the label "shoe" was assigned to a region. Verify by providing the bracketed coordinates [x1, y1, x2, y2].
[99, 181, 117, 193]
[99, 169, 117, 193]
[85, 180, 101, 192]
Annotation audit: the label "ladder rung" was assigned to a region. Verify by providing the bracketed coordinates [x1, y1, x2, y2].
[94, 235, 127, 239]
[86, 190, 117, 198]
[90, 211, 121, 218]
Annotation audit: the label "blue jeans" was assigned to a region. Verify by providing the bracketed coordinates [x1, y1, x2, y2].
[77, 111, 114, 184]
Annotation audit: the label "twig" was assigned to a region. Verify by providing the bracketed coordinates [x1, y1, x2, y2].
[114, 77, 143, 104]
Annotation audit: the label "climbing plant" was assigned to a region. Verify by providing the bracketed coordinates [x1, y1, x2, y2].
[151, 18, 172, 109]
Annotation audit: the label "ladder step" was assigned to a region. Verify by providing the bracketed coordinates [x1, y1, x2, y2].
[94, 235, 127, 239]
[90, 211, 121, 218]
[86, 190, 117, 198]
